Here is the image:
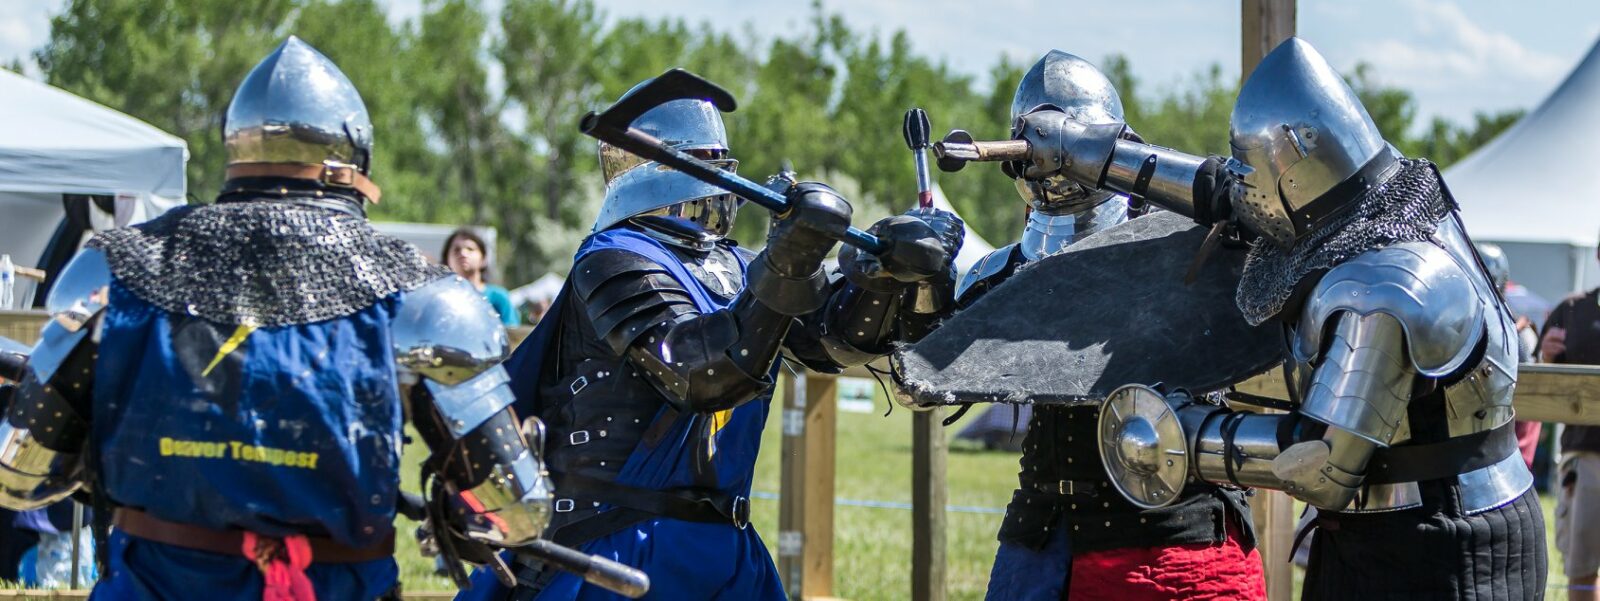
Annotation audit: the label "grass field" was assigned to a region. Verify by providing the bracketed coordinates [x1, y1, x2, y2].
[388, 387, 1576, 600]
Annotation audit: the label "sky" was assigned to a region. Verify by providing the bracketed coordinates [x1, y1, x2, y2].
[4, 0, 1599, 127]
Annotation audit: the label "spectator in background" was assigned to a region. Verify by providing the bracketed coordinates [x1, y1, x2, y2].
[1540, 243, 1600, 601]
[1478, 243, 1541, 468]
[442, 227, 519, 326]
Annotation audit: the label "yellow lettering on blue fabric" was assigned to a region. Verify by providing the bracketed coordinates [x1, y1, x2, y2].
[158, 438, 318, 470]
[706, 409, 733, 458]
[200, 324, 257, 377]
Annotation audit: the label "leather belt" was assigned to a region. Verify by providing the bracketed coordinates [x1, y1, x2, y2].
[225, 162, 382, 203]
[1031, 479, 1103, 497]
[113, 508, 395, 563]
[1364, 423, 1516, 485]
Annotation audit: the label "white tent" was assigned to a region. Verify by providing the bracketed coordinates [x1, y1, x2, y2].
[0, 70, 188, 306]
[1445, 36, 1600, 303]
[929, 183, 996, 274]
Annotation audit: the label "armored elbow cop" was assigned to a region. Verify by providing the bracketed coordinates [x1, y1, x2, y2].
[394, 277, 553, 547]
[0, 375, 88, 510]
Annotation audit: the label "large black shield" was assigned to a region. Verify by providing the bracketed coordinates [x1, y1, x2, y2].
[891, 211, 1282, 406]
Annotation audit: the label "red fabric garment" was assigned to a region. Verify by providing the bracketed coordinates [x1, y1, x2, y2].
[1068, 521, 1266, 600]
[1515, 420, 1542, 469]
[242, 531, 317, 601]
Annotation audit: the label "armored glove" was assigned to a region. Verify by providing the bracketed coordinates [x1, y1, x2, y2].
[1191, 156, 1239, 227]
[746, 181, 853, 315]
[764, 182, 853, 277]
[839, 208, 964, 293]
[1011, 109, 1127, 185]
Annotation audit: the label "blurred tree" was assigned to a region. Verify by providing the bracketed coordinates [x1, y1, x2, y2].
[36, 0, 300, 198]
[30, 0, 1523, 279]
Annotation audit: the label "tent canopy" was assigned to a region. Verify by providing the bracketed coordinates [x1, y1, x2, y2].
[1442, 35, 1600, 301]
[1446, 38, 1600, 247]
[0, 70, 187, 201]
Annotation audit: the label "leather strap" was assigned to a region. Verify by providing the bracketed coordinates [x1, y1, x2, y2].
[552, 472, 748, 528]
[225, 162, 382, 204]
[1030, 479, 1103, 497]
[113, 508, 395, 563]
[1364, 423, 1517, 485]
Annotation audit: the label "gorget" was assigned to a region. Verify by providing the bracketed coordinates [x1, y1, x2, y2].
[88, 199, 449, 327]
[1235, 159, 1453, 325]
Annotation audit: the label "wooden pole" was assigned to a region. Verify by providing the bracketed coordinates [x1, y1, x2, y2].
[911, 408, 947, 601]
[1240, 4, 1296, 598]
[1241, 0, 1297, 82]
[778, 370, 839, 600]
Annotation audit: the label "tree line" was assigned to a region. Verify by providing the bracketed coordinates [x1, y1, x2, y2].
[27, 0, 1525, 285]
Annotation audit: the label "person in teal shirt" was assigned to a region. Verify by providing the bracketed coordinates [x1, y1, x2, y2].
[443, 227, 520, 326]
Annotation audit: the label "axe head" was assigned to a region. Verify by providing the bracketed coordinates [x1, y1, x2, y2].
[581, 68, 738, 134]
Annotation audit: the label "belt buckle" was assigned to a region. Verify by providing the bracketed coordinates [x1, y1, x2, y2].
[1058, 481, 1072, 495]
[321, 161, 357, 186]
[731, 495, 750, 530]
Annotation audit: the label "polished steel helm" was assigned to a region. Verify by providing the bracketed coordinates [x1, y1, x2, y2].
[224, 36, 373, 176]
[1228, 37, 1395, 248]
[1476, 242, 1511, 293]
[1010, 50, 1124, 215]
[595, 81, 740, 248]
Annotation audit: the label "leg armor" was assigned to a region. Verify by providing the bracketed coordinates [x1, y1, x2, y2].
[0, 249, 108, 510]
[394, 276, 552, 548]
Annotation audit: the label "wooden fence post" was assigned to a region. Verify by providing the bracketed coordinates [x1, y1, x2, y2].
[911, 408, 947, 601]
[778, 371, 839, 599]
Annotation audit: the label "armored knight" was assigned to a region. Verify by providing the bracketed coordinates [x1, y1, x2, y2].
[0, 37, 554, 599]
[1009, 38, 1543, 598]
[457, 79, 963, 601]
[954, 51, 1265, 601]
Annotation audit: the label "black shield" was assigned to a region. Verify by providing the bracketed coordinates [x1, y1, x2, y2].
[891, 211, 1282, 406]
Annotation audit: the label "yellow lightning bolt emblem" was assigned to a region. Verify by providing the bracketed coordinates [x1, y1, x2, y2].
[706, 409, 733, 457]
[201, 324, 257, 377]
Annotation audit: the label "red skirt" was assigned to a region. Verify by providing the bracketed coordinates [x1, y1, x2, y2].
[1068, 521, 1266, 600]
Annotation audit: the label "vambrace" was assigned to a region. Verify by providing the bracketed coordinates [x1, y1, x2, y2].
[626, 293, 792, 414]
[1101, 140, 1209, 220]
[1018, 111, 1216, 221]
[814, 278, 903, 367]
[395, 276, 552, 547]
[1100, 312, 1416, 511]
[408, 372, 553, 548]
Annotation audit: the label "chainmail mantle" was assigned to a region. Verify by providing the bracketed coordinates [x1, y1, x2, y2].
[89, 200, 450, 327]
[1235, 159, 1454, 325]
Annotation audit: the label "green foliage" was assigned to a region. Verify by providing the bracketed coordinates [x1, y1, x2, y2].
[33, 0, 1523, 284]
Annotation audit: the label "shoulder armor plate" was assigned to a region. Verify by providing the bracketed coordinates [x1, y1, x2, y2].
[571, 249, 668, 301]
[46, 248, 111, 332]
[393, 275, 510, 386]
[30, 249, 111, 382]
[956, 244, 1020, 304]
[1293, 242, 1484, 376]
